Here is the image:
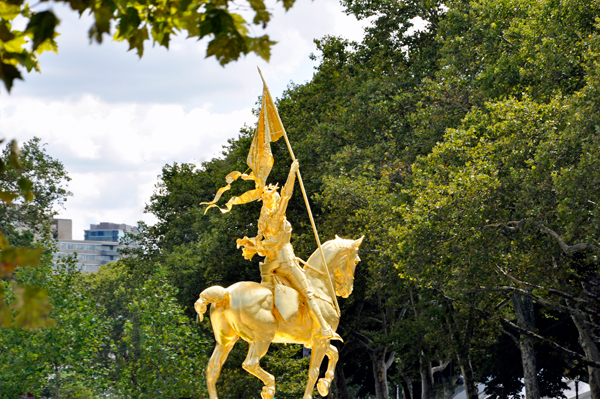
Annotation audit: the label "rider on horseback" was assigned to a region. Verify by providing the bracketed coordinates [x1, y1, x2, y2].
[236, 160, 342, 341]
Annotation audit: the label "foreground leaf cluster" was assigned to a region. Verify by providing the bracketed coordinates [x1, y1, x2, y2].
[0, 0, 290, 91]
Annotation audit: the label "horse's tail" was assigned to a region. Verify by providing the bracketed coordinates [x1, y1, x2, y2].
[195, 286, 227, 322]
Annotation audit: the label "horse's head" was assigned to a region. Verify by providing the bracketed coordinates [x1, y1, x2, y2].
[326, 235, 364, 298]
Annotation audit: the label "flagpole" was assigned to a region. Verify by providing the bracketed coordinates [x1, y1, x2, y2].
[257, 67, 341, 317]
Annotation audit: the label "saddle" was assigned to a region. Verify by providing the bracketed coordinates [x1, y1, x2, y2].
[260, 260, 301, 321]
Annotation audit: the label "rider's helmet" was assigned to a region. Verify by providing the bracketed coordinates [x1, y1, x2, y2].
[261, 184, 281, 209]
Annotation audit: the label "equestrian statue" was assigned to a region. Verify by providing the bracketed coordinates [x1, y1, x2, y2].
[196, 69, 364, 399]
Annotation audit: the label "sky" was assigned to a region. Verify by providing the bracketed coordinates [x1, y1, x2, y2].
[0, 0, 369, 239]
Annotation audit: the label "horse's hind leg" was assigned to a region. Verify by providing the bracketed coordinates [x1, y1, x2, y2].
[207, 336, 239, 399]
[317, 344, 339, 396]
[242, 340, 275, 399]
[304, 339, 329, 399]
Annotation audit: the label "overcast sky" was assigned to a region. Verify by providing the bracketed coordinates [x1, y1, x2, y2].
[0, 0, 369, 239]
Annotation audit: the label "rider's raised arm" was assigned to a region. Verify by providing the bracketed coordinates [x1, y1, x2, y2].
[274, 160, 299, 219]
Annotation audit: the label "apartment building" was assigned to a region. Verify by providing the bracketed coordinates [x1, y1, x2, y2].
[52, 219, 136, 272]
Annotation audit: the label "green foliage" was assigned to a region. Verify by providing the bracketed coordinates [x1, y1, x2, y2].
[116, 270, 208, 397]
[0, 137, 70, 329]
[0, 2, 58, 92]
[0, 137, 71, 247]
[0, 0, 291, 91]
[0, 260, 111, 398]
[397, 90, 599, 300]
[214, 343, 311, 399]
[395, 19, 600, 390]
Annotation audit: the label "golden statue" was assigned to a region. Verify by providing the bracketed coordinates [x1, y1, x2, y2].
[196, 69, 364, 399]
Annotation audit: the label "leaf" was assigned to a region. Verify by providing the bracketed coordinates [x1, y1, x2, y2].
[0, 21, 15, 42]
[17, 177, 33, 201]
[178, 0, 194, 12]
[279, 0, 296, 11]
[117, 7, 141, 37]
[12, 285, 54, 329]
[0, 2, 21, 20]
[89, 5, 112, 44]
[0, 60, 23, 92]
[199, 7, 237, 39]
[35, 33, 59, 54]
[8, 139, 20, 169]
[206, 33, 247, 65]
[10, 50, 41, 72]
[0, 246, 43, 275]
[246, 35, 274, 62]
[25, 10, 59, 52]
[127, 24, 149, 57]
[0, 191, 18, 204]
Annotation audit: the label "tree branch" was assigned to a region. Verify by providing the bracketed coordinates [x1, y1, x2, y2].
[432, 360, 450, 374]
[428, 288, 600, 369]
[348, 327, 375, 349]
[485, 219, 599, 253]
[385, 351, 396, 370]
[495, 266, 591, 305]
[500, 317, 600, 369]
[537, 223, 600, 253]
[495, 297, 512, 311]
[485, 286, 600, 320]
[484, 219, 530, 232]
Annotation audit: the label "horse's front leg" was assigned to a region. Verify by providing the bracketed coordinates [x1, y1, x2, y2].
[317, 344, 339, 396]
[304, 339, 329, 399]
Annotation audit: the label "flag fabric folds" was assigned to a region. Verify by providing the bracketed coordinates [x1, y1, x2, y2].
[201, 78, 285, 214]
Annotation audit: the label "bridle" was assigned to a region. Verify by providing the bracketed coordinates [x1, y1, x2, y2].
[297, 246, 357, 290]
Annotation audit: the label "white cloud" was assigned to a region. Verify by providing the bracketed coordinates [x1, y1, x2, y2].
[0, 95, 254, 238]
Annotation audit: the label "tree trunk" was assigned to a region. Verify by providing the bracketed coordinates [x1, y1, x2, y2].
[420, 358, 451, 399]
[401, 373, 413, 399]
[420, 357, 434, 399]
[512, 293, 540, 399]
[457, 354, 478, 399]
[335, 360, 350, 399]
[371, 347, 394, 399]
[572, 314, 600, 399]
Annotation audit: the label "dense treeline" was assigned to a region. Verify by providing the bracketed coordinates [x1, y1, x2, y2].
[1, 0, 599, 398]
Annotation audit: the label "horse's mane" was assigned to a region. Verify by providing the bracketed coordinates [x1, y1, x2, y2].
[304, 236, 357, 272]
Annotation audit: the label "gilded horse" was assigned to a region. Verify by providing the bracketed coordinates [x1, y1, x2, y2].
[195, 236, 363, 399]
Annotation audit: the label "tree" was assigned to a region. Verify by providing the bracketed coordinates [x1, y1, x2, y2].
[0, 137, 71, 246]
[1, 137, 70, 329]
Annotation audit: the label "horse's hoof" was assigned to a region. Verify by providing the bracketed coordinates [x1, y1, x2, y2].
[317, 378, 330, 397]
[261, 385, 275, 399]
